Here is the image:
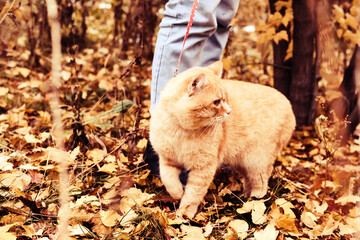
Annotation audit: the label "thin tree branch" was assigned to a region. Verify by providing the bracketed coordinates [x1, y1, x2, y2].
[0, 0, 17, 25]
[45, 0, 70, 239]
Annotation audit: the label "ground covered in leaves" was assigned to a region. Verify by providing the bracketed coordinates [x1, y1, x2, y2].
[1, 46, 360, 239]
[1, 0, 360, 239]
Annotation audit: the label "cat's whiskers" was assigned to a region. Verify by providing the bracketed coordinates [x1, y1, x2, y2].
[191, 121, 213, 138]
[211, 118, 222, 138]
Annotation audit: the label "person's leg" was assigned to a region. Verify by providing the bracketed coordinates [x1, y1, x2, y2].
[146, 0, 240, 184]
[200, 0, 240, 66]
[147, 0, 221, 183]
[150, 0, 221, 113]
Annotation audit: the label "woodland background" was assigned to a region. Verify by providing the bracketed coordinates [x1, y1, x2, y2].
[0, 0, 360, 239]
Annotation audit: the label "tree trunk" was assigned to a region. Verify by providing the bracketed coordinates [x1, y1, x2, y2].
[289, 0, 318, 126]
[331, 45, 360, 142]
[268, 0, 292, 99]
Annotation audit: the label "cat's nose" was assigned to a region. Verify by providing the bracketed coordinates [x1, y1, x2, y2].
[225, 105, 231, 115]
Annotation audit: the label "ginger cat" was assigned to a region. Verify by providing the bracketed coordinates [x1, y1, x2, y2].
[150, 61, 296, 218]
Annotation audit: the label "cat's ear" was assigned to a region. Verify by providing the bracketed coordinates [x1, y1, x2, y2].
[207, 61, 223, 78]
[188, 74, 207, 96]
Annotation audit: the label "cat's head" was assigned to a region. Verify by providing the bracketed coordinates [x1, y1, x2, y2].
[161, 61, 232, 130]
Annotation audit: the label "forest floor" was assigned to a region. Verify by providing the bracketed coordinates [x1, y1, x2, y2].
[1, 1, 360, 239]
[0, 40, 360, 239]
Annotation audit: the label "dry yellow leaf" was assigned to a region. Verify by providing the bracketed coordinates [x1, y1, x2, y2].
[134, 169, 150, 186]
[321, 215, 339, 236]
[69, 224, 91, 236]
[268, 12, 283, 27]
[275, 214, 298, 233]
[0, 155, 13, 171]
[86, 148, 105, 165]
[236, 201, 255, 214]
[301, 211, 317, 228]
[237, 200, 267, 224]
[136, 138, 148, 152]
[24, 133, 42, 144]
[0, 87, 9, 96]
[350, 5, 359, 16]
[274, 0, 291, 11]
[0, 170, 31, 191]
[61, 70, 72, 81]
[284, 40, 293, 61]
[254, 222, 279, 240]
[100, 209, 121, 227]
[343, 217, 360, 232]
[119, 187, 154, 213]
[17, 67, 31, 78]
[275, 198, 296, 218]
[281, 9, 293, 27]
[228, 219, 249, 239]
[333, 5, 345, 21]
[181, 225, 206, 240]
[99, 79, 113, 91]
[338, 18, 347, 29]
[305, 200, 328, 217]
[336, 28, 344, 38]
[252, 201, 267, 224]
[119, 209, 138, 227]
[203, 222, 213, 238]
[75, 195, 100, 208]
[99, 162, 118, 174]
[345, 13, 358, 30]
[222, 57, 232, 72]
[335, 195, 360, 205]
[274, 30, 289, 44]
[338, 222, 357, 235]
[0, 224, 16, 240]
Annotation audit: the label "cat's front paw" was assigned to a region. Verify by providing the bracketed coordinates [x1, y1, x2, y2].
[177, 204, 198, 218]
[249, 187, 267, 199]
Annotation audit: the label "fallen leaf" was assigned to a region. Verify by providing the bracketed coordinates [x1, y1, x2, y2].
[203, 222, 213, 238]
[69, 224, 91, 236]
[0, 154, 13, 171]
[17, 67, 31, 78]
[181, 225, 205, 240]
[61, 70, 71, 81]
[0, 87, 9, 96]
[275, 198, 296, 218]
[99, 162, 118, 174]
[254, 222, 279, 240]
[0, 224, 16, 240]
[301, 211, 317, 228]
[228, 219, 249, 239]
[100, 209, 121, 227]
[0, 170, 31, 191]
[251, 201, 267, 224]
[99, 79, 113, 91]
[321, 215, 339, 236]
[275, 214, 299, 234]
[339, 222, 357, 235]
[136, 138, 148, 152]
[119, 187, 154, 212]
[335, 195, 360, 205]
[86, 148, 105, 164]
[75, 195, 100, 208]
[237, 200, 267, 224]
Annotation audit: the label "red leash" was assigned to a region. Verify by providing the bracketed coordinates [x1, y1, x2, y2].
[174, 0, 199, 76]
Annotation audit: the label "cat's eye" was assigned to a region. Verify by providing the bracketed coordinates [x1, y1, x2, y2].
[213, 99, 221, 106]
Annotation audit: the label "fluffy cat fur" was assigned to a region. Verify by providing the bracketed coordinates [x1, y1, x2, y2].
[150, 61, 296, 217]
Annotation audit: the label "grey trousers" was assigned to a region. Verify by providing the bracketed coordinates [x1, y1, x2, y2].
[150, 0, 240, 113]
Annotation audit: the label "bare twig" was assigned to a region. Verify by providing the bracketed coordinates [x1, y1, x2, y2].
[0, 0, 17, 25]
[45, 0, 70, 239]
